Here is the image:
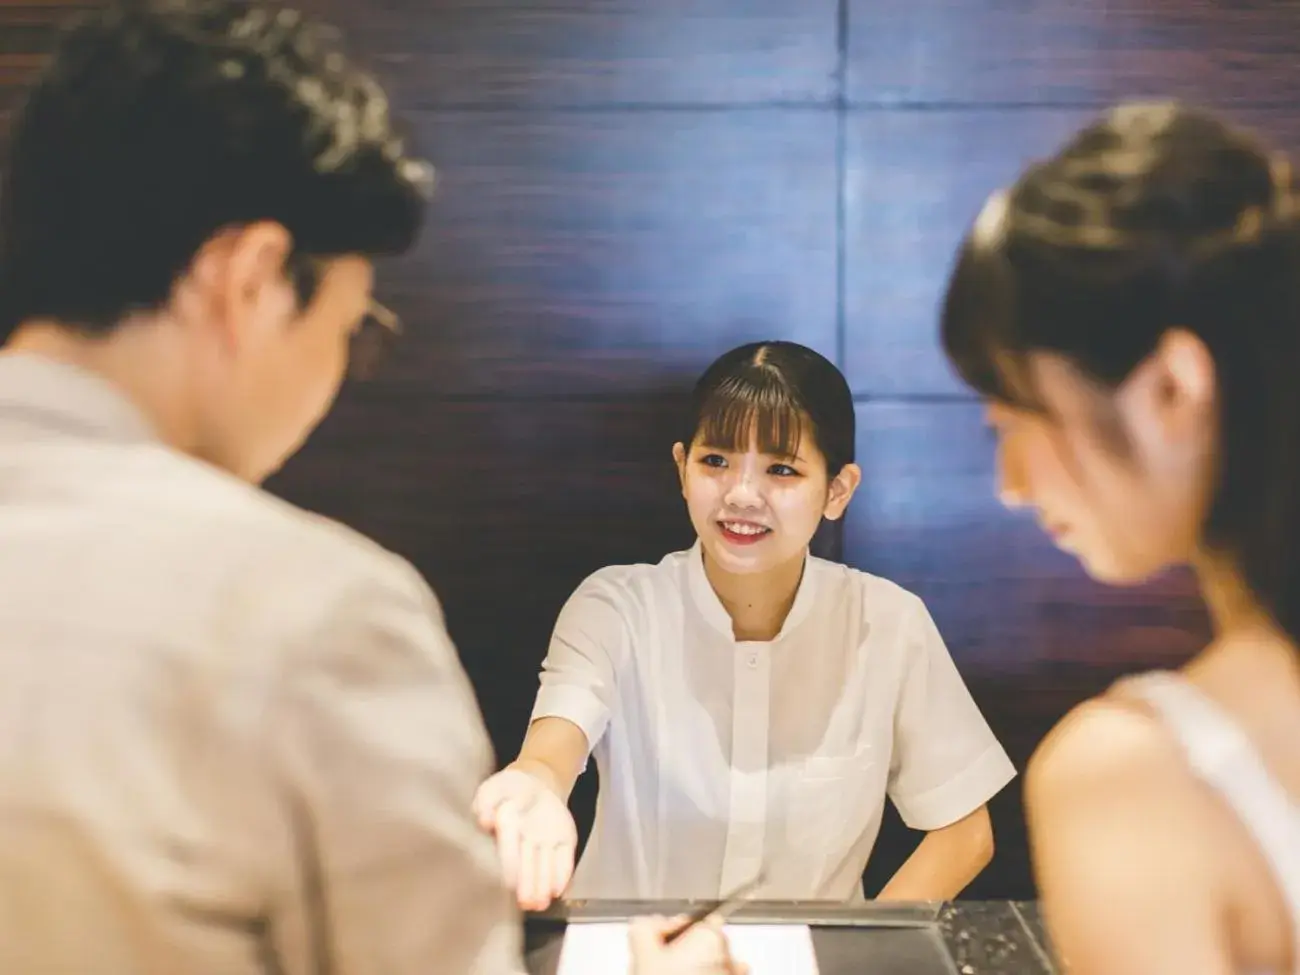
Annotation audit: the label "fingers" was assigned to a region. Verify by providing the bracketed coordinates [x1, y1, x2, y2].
[475, 772, 577, 911]
[474, 769, 541, 832]
[628, 915, 736, 975]
[473, 775, 511, 831]
[551, 840, 574, 898]
[471, 783, 494, 828]
[628, 915, 673, 949]
[494, 801, 523, 890]
[519, 840, 545, 910]
[517, 839, 576, 910]
[675, 924, 735, 975]
[475, 799, 501, 832]
[504, 819, 573, 909]
[627, 913, 711, 940]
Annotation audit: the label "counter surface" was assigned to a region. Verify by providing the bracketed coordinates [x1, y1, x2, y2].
[523, 900, 1056, 975]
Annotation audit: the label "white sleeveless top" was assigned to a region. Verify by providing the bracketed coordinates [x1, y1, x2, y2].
[1124, 672, 1300, 974]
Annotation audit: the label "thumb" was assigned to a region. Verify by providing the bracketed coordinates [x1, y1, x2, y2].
[472, 773, 510, 826]
[628, 915, 671, 951]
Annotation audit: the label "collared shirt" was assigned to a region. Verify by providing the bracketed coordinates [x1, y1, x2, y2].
[0, 353, 520, 975]
[531, 541, 1017, 902]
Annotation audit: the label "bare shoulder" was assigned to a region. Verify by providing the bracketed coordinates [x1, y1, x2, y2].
[1027, 694, 1183, 795]
[1024, 692, 1218, 909]
[1024, 696, 1233, 974]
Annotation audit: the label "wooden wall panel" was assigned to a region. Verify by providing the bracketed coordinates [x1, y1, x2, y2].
[272, 395, 690, 606]
[382, 109, 839, 396]
[1233, 105, 1300, 157]
[847, 0, 1300, 107]
[0, 4, 89, 87]
[0, 4, 96, 160]
[306, 0, 839, 108]
[841, 109, 1094, 396]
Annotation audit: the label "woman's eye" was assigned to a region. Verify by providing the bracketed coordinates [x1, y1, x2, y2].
[769, 464, 798, 477]
[699, 454, 727, 468]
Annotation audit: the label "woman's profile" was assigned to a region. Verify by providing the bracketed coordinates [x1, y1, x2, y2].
[942, 101, 1300, 974]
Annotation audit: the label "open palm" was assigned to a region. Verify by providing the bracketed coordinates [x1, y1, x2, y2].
[473, 767, 578, 910]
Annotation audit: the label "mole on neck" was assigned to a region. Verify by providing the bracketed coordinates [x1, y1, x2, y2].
[703, 549, 806, 642]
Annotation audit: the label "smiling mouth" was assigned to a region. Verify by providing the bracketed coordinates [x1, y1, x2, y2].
[717, 520, 772, 542]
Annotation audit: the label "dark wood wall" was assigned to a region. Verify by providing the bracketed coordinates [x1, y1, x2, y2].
[5, 0, 1300, 899]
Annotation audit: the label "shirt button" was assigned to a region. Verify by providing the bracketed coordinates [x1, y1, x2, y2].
[747, 653, 759, 668]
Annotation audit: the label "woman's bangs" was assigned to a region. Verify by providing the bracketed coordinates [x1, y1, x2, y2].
[693, 374, 808, 460]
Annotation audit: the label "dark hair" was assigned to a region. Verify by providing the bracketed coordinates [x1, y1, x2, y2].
[684, 340, 855, 478]
[0, 0, 432, 340]
[940, 100, 1300, 643]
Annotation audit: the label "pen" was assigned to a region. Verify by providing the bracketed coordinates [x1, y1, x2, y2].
[661, 872, 767, 944]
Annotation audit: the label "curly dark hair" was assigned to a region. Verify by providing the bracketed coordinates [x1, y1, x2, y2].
[0, 0, 433, 338]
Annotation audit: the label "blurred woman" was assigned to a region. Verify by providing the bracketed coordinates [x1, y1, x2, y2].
[942, 101, 1300, 974]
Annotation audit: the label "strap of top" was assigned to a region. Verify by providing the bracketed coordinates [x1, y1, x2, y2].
[1121, 671, 1300, 964]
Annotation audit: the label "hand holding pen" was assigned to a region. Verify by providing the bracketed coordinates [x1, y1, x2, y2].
[629, 873, 764, 975]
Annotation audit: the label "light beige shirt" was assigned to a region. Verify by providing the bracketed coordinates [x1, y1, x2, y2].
[0, 353, 521, 975]
[532, 543, 1016, 901]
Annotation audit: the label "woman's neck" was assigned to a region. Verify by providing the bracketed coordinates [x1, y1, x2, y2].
[1185, 549, 1300, 716]
[1193, 549, 1274, 638]
[702, 548, 806, 642]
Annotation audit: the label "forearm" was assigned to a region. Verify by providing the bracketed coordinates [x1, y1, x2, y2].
[876, 813, 995, 901]
[510, 717, 589, 802]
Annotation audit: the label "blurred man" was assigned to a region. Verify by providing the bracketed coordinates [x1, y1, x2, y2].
[0, 3, 733, 974]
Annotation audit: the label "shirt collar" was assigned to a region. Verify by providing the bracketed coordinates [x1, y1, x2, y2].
[0, 352, 159, 445]
[685, 536, 819, 641]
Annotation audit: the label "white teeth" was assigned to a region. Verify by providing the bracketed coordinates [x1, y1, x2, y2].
[722, 522, 768, 536]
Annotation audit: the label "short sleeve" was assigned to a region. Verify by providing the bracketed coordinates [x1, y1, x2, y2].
[266, 559, 522, 975]
[528, 572, 629, 753]
[886, 597, 1018, 831]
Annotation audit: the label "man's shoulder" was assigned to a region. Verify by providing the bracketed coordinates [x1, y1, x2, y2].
[123, 444, 430, 609]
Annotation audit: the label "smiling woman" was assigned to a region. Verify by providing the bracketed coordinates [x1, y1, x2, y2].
[472, 340, 1017, 910]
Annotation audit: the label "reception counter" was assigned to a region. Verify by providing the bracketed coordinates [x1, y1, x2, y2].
[524, 900, 1056, 975]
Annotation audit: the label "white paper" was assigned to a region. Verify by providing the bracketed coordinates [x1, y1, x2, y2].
[555, 921, 819, 975]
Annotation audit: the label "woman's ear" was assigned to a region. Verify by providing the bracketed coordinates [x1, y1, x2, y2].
[672, 442, 688, 491]
[823, 462, 862, 521]
[1118, 327, 1216, 450]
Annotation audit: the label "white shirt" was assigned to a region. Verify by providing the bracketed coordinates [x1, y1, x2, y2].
[530, 541, 1016, 903]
